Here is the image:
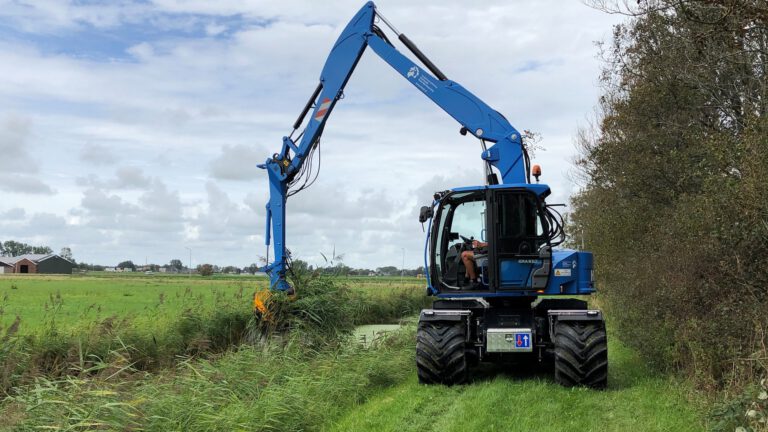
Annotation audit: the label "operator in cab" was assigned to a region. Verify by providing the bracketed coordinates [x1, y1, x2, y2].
[461, 239, 487, 289]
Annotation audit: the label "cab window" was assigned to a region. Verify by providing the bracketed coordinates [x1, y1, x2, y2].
[449, 200, 485, 248]
[495, 192, 545, 255]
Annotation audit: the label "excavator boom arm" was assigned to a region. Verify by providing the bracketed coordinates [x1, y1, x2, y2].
[259, 1, 527, 291]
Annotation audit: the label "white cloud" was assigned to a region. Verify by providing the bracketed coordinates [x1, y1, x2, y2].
[0, 174, 56, 195]
[79, 142, 118, 165]
[0, 115, 56, 195]
[209, 144, 268, 181]
[127, 42, 155, 61]
[205, 23, 228, 36]
[1, 208, 26, 219]
[0, 115, 35, 169]
[0, 1, 153, 32]
[114, 167, 152, 189]
[77, 167, 152, 190]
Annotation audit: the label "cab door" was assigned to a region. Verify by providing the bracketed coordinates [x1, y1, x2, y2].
[487, 189, 547, 290]
[428, 189, 488, 291]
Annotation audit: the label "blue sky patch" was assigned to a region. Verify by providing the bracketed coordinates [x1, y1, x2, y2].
[0, 12, 270, 61]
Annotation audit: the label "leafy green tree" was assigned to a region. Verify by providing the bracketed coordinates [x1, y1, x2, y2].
[376, 266, 398, 276]
[77, 262, 104, 271]
[0, 241, 52, 256]
[221, 266, 240, 274]
[3, 241, 31, 256]
[32, 246, 53, 254]
[169, 259, 183, 271]
[409, 266, 425, 277]
[59, 247, 74, 262]
[289, 259, 310, 274]
[117, 260, 136, 270]
[198, 264, 214, 277]
[334, 263, 351, 276]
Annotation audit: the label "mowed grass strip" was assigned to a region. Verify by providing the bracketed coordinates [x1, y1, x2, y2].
[328, 337, 705, 432]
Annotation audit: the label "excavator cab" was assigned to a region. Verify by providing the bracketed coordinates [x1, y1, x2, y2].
[423, 184, 555, 295]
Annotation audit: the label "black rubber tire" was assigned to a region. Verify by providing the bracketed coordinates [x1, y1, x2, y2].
[416, 321, 468, 385]
[553, 321, 608, 389]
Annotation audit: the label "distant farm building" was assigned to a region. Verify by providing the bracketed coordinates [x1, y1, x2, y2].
[0, 254, 76, 274]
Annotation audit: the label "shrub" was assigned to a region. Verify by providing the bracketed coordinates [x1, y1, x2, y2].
[198, 264, 214, 277]
[571, 0, 768, 405]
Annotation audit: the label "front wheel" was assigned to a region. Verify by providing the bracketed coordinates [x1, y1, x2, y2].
[553, 320, 608, 389]
[416, 321, 468, 385]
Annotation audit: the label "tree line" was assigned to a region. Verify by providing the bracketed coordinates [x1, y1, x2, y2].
[0, 241, 52, 257]
[572, 0, 767, 420]
[77, 258, 424, 278]
[288, 260, 424, 277]
[0, 241, 74, 262]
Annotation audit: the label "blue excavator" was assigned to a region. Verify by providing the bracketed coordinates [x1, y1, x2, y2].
[258, 2, 607, 388]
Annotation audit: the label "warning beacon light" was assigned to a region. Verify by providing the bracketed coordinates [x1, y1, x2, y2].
[532, 164, 542, 183]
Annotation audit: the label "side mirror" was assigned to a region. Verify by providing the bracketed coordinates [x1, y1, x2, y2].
[418, 206, 433, 223]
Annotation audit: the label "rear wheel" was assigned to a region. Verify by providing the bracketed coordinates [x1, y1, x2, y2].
[416, 321, 468, 385]
[553, 321, 608, 389]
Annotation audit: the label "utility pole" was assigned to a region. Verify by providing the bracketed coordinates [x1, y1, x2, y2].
[185, 247, 192, 278]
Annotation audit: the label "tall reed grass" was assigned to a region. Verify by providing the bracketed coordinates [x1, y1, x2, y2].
[0, 277, 428, 396]
[2, 324, 417, 430]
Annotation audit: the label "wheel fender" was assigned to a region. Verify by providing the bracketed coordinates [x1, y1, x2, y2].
[547, 310, 604, 341]
[419, 309, 471, 323]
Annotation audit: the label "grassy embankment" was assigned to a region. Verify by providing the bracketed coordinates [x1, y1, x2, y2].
[0, 274, 429, 395]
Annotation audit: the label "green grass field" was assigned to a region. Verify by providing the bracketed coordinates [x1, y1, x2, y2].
[0, 274, 257, 333]
[0, 273, 425, 334]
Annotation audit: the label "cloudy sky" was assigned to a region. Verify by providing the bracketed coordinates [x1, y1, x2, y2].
[0, 0, 623, 270]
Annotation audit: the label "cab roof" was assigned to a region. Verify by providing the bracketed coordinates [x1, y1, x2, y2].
[451, 183, 551, 198]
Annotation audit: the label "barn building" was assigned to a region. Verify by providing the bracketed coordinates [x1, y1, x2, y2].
[0, 254, 76, 274]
